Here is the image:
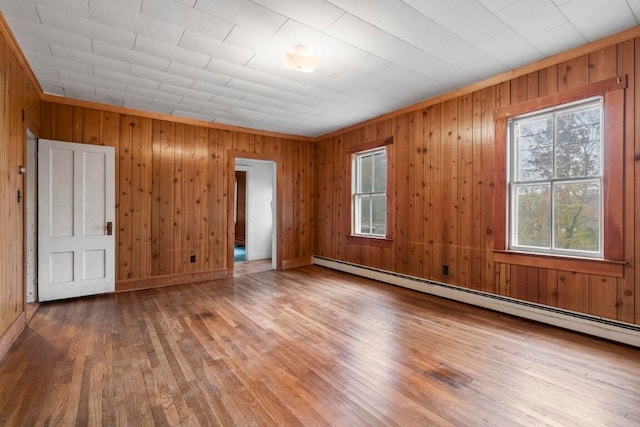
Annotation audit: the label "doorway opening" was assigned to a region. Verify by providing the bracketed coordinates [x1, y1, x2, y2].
[234, 158, 276, 273]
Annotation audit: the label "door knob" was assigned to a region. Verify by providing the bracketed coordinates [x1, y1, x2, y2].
[106, 221, 113, 235]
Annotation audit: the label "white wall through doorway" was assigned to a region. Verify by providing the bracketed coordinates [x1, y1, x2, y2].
[235, 158, 276, 265]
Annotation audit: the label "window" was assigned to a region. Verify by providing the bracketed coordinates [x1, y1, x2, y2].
[352, 147, 387, 237]
[494, 75, 626, 271]
[509, 97, 603, 257]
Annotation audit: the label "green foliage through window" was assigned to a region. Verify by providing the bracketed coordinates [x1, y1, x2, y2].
[509, 97, 603, 256]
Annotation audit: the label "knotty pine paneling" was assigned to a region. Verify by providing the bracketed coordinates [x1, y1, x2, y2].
[315, 39, 640, 325]
[0, 31, 41, 341]
[39, 102, 316, 290]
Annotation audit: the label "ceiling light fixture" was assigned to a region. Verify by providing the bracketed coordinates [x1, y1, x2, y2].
[282, 44, 318, 73]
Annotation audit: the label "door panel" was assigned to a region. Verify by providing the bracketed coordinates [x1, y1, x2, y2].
[38, 139, 115, 301]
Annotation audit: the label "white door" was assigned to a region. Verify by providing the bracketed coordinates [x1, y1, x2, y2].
[38, 139, 115, 301]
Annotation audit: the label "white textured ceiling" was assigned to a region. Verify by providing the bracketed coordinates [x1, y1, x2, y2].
[2, 0, 639, 137]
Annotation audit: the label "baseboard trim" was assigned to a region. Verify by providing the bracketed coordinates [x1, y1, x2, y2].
[116, 269, 230, 292]
[0, 313, 26, 362]
[282, 256, 312, 270]
[312, 256, 640, 348]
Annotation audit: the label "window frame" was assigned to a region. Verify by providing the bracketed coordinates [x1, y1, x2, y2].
[347, 137, 393, 246]
[507, 96, 604, 258]
[493, 76, 626, 274]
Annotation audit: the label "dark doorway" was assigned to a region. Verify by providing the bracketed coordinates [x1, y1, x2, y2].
[234, 170, 247, 250]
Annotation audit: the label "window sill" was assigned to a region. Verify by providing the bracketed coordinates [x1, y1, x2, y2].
[493, 250, 625, 278]
[347, 235, 393, 248]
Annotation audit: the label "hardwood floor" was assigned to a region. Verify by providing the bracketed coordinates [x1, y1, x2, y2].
[234, 259, 272, 276]
[1, 266, 639, 426]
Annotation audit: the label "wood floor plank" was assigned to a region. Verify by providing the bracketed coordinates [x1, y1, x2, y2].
[0, 266, 639, 426]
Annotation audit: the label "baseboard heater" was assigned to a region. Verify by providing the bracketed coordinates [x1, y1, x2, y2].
[312, 256, 640, 348]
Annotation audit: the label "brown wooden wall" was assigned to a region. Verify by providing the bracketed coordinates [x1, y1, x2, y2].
[0, 27, 41, 341]
[315, 40, 639, 325]
[39, 102, 316, 290]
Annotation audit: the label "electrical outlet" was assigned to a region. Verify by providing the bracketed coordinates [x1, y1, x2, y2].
[190, 255, 196, 263]
[443, 265, 449, 276]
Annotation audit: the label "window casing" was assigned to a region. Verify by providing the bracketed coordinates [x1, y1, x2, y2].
[352, 147, 387, 237]
[494, 76, 626, 274]
[508, 97, 603, 258]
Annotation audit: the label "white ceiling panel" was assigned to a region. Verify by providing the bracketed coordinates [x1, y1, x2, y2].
[424, 35, 488, 67]
[135, 35, 211, 69]
[477, 0, 520, 12]
[495, 0, 568, 39]
[2, 0, 638, 136]
[38, 0, 90, 18]
[159, 82, 213, 101]
[179, 31, 253, 66]
[167, 62, 231, 86]
[460, 55, 510, 79]
[0, 0, 38, 21]
[324, 0, 405, 26]
[27, 52, 94, 76]
[526, 22, 587, 57]
[88, 1, 183, 45]
[127, 85, 183, 103]
[8, 18, 92, 52]
[141, 0, 233, 40]
[194, 0, 287, 36]
[629, 0, 640, 22]
[476, 29, 544, 69]
[402, 0, 468, 20]
[435, 0, 508, 44]
[252, 0, 344, 31]
[37, 3, 136, 49]
[50, 43, 131, 74]
[94, 68, 160, 90]
[378, 6, 453, 50]
[130, 64, 194, 88]
[93, 39, 170, 71]
[559, 0, 638, 41]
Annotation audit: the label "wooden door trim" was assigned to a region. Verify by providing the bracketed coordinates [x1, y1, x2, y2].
[227, 151, 282, 273]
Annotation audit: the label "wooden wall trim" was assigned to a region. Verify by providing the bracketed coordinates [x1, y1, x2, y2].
[116, 270, 229, 292]
[41, 94, 314, 142]
[318, 26, 640, 140]
[0, 313, 25, 363]
[0, 12, 42, 95]
[494, 75, 627, 119]
[494, 251, 625, 278]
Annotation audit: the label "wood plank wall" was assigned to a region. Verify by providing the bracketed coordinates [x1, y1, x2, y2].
[315, 40, 639, 325]
[38, 102, 316, 290]
[0, 29, 41, 341]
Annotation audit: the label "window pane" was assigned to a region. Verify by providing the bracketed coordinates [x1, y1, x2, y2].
[555, 104, 602, 179]
[553, 180, 600, 252]
[371, 194, 386, 236]
[513, 184, 551, 248]
[359, 154, 373, 193]
[356, 195, 371, 234]
[515, 116, 553, 181]
[373, 151, 387, 192]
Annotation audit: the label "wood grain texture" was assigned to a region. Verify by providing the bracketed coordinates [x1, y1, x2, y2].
[314, 39, 639, 324]
[0, 25, 40, 344]
[1, 266, 639, 426]
[39, 104, 316, 292]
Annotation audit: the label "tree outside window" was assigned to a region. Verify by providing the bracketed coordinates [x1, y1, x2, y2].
[509, 97, 603, 257]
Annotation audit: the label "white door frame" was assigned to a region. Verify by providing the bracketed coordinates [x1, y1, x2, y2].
[229, 152, 280, 272]
[25, 130, 38, 303]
